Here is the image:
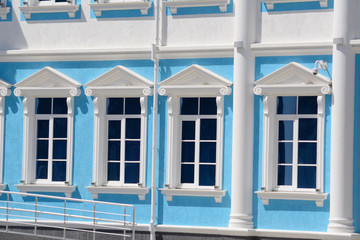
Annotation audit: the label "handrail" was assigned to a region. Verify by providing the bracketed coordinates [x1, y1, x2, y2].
[0, 190, 136, 240]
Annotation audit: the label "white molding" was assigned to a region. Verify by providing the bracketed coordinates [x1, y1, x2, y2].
[262, 0, 327, 10]
[163, 0, 229, 14]
[255, 191, 328, 207]
[160, 189, 226, 203]
[89, 1, 152, 16]
[19, 4, 79, 19]
[158, 45, 234, 59]
[16, 184, 76, 198]
[350, 39, 360, 53]
[0, 7, 10, 20]
[87, 186, 149, 200]
[251, 42, 333, 56]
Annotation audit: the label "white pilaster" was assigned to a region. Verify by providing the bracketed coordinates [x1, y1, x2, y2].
[228, 0, 258, 229]
[328, 0, 357, 233]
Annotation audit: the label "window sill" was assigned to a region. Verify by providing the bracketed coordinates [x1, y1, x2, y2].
[86, 186, 149, 200]
[163, 0, 229, 14]
[89, 1, 152, 16]
[0, 7, 10, 20]
[19, 4, 79, 19]
[0, 184, 7, 195]
[262, 0, 327, 10]
[255, 191, 328, 207]
[160, 188, 226, 203]
[16, 184, 76, 198]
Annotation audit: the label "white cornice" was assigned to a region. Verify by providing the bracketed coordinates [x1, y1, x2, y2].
[251, 42, 333, 56]
[163, 0, 229, 14]
[19, 4, 79, 19]
[0, 7, 10, 20]
[87, 186, 149, 200]
[89, 1, 152, 16]
[350, 39, 360, 53]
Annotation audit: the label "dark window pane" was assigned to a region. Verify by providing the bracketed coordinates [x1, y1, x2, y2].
[52, 161, 66, 181]
[126, 118, 141, 139]
[55, 0, 67, 2]
[125, 163, 140, 184]
[298, 166, 316, 188]
[37, 120, 49, 138]
[182, 121, 195, 140]
[53, 118, 67, 138]
[36, 161, 48, 179]
[108, 141, 120, 161]
[200, 142, 216, 163]
[299, 118, 317, 140]
[181, 164, 194, 184]
[107, 98, 123, 115]
[199, 165, 215, 186]
[277, 96, 296, 115]
[37, 140, 49, 159]
[278, 120, 293, 140]
[200, 119, 217, 140]
[53, 140, 67, 159]
[298, 96, 317, 114]
[180, 98, 198, 115]
[107, 162, 120, 181]
[278, 166, 292, 186]
[298, 142, 317, 164]
[125, 141, 140, 161]
[36, 98, 51, 114]
[108, 120, 121, 139]
[125, 98, 141, 114]
[200, 98, 217, 115]
[181, 142, 195, 163]
[53, 98, 67, 114]
[278, 142, 293, 164]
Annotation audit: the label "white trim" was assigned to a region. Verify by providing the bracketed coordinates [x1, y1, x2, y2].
[19, 4, 79, 19]
[0, 7, 10, 20]
[160, 188, 226, 203]
[90, 1, 152, 16]
[16, 184, 76, 198]
[255, 191, 328, 207]
[262, 0, 327, 10]
[251, 42, 333, 56]
[163, 0, 229, 14]
[86, 186, 149, 200]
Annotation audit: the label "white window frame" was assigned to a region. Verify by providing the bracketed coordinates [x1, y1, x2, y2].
[0, 0, 10, 20]
[20, 0, 78, 19]
[262, 0, 328, 10]
[163, 0, 230, 14]
[158, 65, 232, 203]
[253, 62, 331, 207]
[0, 79, 12, 193]
[89, 0, 151, 17]
[14, 67, 81, 198]
[85, 66, 153, 200]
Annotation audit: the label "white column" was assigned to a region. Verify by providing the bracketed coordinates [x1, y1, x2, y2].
[229, 0, 258, 229]
[328, 0, 357, 233]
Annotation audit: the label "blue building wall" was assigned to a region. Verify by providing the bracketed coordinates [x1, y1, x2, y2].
[253, 55, 333, 231]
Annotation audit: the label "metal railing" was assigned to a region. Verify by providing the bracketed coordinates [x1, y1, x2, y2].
[0, 190, 135, 240]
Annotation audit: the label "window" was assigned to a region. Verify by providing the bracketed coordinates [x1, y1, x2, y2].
[158, 65, 232, 203]
[89, 0, 151, 17]
[253, 62, 331, 207]
[14, 67, 81, 197]
[163, 0, 230, 14]
[35, 98, 69, 183]
[0, 0, 10, 20]
[85, 66, 152, 200]
[20, 0, 79, 19]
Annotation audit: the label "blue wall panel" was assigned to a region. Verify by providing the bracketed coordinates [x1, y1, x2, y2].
[261, 0, 333, 12]
[254, 55, 332, 231]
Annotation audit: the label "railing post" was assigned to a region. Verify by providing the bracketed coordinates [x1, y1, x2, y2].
[123, 207, 126, 240]
[132, 207, 135, 240]
[63, 199, 67, 239]
[93, 202, 96, 240]
[34, 196, 37, 236]
[5, 193, 8, 232]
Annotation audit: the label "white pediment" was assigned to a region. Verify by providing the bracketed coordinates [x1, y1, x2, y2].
[14, 67, 81, 97]
[85, 66, 153, 97]
[159, 65, 232, 96]
[253, 62, 332, 96]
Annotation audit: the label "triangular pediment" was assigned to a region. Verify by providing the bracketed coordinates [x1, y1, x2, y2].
[15, 67, 81, 88]
[255, 62, 331, 87]
[159, 65, 232, 87]
[85, 66, 153, 88]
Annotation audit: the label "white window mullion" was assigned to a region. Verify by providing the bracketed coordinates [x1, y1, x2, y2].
[120, 116, 126, 185]
[194, 117, 200, 188]
[48, 116, 54, 182]
[293, 118, 299, 191]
